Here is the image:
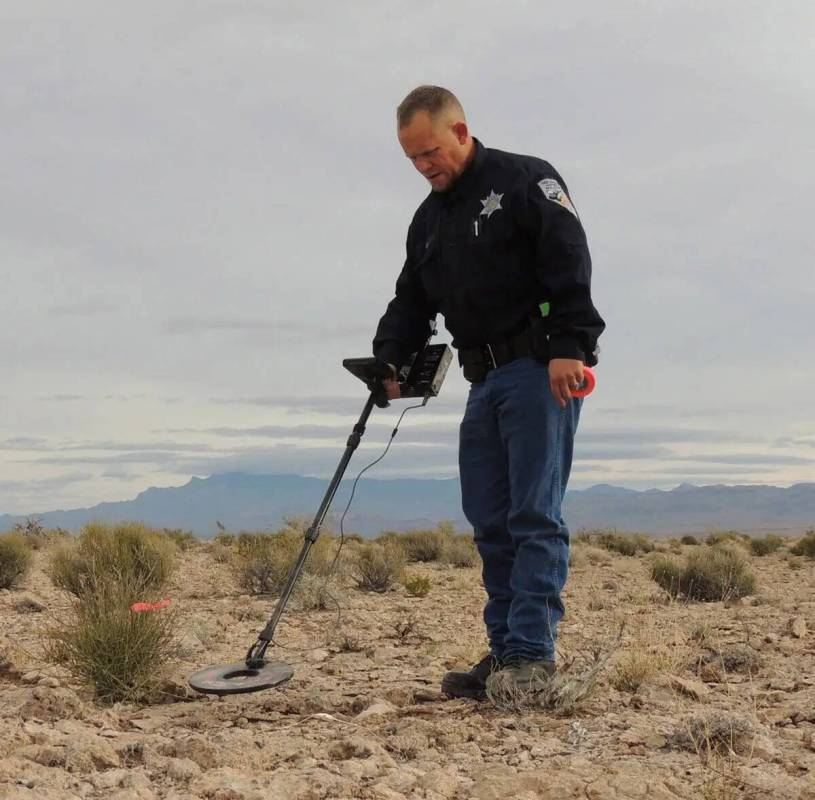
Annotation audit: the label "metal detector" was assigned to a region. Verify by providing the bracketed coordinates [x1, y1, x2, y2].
[188, 343, 453, 696]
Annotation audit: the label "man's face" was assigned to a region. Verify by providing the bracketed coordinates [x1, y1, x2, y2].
[398, 111, 470, 193]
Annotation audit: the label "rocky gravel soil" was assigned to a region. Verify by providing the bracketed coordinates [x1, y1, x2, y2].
[1, 540, 814, 799]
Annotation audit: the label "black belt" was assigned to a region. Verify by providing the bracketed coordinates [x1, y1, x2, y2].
[458, 328, 535, 382]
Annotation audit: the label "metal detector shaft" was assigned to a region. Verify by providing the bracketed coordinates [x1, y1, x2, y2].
[245, 391, 378, 667]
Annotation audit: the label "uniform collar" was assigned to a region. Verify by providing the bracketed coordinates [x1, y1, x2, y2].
[440, 137, 487, 203]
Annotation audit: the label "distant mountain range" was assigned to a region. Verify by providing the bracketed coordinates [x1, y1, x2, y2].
[1, 473, 814, 538]
[0, 473, 815, 537]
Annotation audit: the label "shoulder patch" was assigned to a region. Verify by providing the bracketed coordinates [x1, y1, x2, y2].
[537, 178, 578, 219]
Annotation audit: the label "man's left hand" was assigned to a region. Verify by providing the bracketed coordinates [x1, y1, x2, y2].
[548, 358, 585, 409]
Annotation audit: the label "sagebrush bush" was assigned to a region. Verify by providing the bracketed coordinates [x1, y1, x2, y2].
[352, 542, 405, 592]
[292, 573, 340, 611]
[443, 534, 480, 568]
[749, 534, 784, 557]
[401, 528, 447, 562]
[680, 535, 700, 546]
[650, 556, 684, 597]
[0, 533, 33, 589]
[683, 546, 755, 601]
[790, 530, 815, 558]
[45, 576, 176, 703]
[704, 530, 750, 547]
[161, 528, 197, 551]
[49, 522, 176, 600]
[578, 530, 654, 556]
[403, 574, 432, 597]
[10, 517, 51, 550]
[231, 530, 336, 595]
[651, 546, 756, 602]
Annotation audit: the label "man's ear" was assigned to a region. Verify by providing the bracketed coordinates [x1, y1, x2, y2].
[452, 120, 469, 144]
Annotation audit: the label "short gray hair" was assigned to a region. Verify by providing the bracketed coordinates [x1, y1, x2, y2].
[396, 85, 465, 129]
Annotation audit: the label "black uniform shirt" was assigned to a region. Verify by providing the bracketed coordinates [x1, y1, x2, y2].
[373, 138, 605, 370]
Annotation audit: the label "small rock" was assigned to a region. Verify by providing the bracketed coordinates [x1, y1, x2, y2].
[750, 735, 779, 761]
[355, 698, 398, 721]
[99, 728, 119, 738]
[21, 671, 40, 684]
[37, 676, 60, 688]
[763, 633, 779, 644]
[669, 676, 711, 701]
[14, 597, 45, 613]
[166, 756, 202, 781]
[789, 616, 807, 638]
[305, 648, 330, 663]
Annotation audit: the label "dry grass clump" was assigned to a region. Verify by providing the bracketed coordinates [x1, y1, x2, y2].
[697, 645, 763, 675]
[650, 546, 756, 602]
[748, 533, 784, 556]
[577, 529, 654, 556]
[0, 533, 33, 589]
[671, 711, 756, 756]
[790, 529, 815, 558]
[610, 629, 679, 692]
[352, 542, 405, 592]
[44, 522, 178, 703]
[403, 574, 432, 597]
[704, 530, 750, 547]
[49, 522, 176, 598]
[442, 534, 480, 568]
[45, 576, 176, 703]
[9, 517, 68, 550]
[231, 530, 336, 595]
[486, 643, 616, 715]
[292, 573, 340, 611]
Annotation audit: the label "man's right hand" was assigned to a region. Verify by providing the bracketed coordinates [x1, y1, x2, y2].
[382, 363, 401, 400]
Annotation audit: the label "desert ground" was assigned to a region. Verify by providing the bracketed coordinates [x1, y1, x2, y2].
[1, 530, 814, 800]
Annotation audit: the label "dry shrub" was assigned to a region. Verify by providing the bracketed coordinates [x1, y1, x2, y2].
[680, 535, 700, 545]
[486, 642, 617, 715]
[650, 547, 755, 602]
[401, 528, 447, 562]
[611, 628, 679, 692]
[697, 645, 763, 675]
[49, 522, 176, 599]
[790, 530, 815, 558]
[0, 533, 33, 589]
[704, 530, 750, 547]
[232, 530, 336, 595]
[45, 576, 176, 703]
[11, 517, 59, 550]
[403, 574, 432, 597]
[292, 573, 340, 611]
[749, 534, 784, 556]
[43, 522, 178, 703]
[650, 555, 684, 597]
[352, 542, 405, 592]
[683, 547, 755, 601]
[578, 529, 654, 556]
[671, 711, 756, 757]
[443, 534, 479, 568]
[161, 528, 197, 551]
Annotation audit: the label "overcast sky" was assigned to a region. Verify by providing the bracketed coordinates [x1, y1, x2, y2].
[1, 1, 813, 514]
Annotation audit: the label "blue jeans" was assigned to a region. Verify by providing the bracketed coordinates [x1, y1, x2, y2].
[459, 357, 581, 662]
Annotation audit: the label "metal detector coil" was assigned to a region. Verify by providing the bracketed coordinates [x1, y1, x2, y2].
[189, 661, 293, 696]
[188, 341, 453, 697]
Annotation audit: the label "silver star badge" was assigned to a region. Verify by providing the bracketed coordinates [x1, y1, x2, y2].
[479, 189, 504, 218]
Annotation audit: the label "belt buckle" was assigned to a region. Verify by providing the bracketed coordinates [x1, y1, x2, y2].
[483, 343, 496, 370]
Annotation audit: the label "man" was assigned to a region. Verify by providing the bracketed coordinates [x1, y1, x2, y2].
[372, 86, 605, 698]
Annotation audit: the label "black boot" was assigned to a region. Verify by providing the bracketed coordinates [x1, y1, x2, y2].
[441, 654, 501, 699]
